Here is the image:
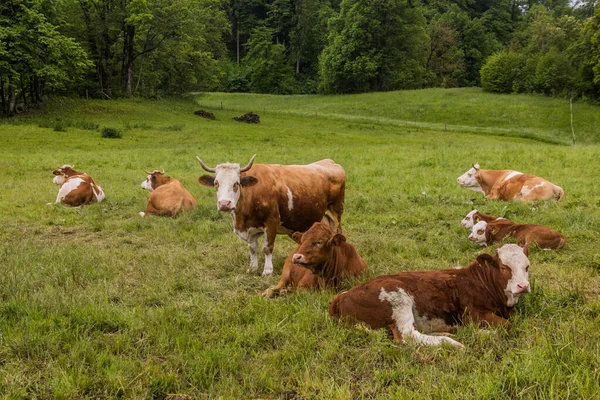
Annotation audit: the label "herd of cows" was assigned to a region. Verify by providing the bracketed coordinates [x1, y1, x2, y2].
[49, 157, 567, 348]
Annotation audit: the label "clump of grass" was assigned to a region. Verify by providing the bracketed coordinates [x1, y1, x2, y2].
[53, 121, 67, 132]
[101, 127, 122, 138]
[133, 122, 153, 130]
[159, 124, 185, 131]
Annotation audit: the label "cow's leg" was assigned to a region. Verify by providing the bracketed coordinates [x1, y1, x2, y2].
[470, 311, 512, 330]
[381, 288, 465, 349]
[262, 220, 278, 276]
[247, 237, 260, 273]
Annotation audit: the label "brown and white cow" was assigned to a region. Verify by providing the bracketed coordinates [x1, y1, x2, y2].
[140, 170, 198, 217]
[469, 220, 566, 250]
[328, 244, 531, 348]
[457, 163, 564, 202]
[51, 165, 105, 206]
[460, 209, 505, 229]
[197, 155, 346, 276]
[262, 222, 368, 297]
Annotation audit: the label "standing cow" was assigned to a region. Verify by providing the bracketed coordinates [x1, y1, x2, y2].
[140, 170, 198, 217]
[196, 155, 346, 276]
[457, 163, 563, 202]
[328, 244, 531, 348]
[51, 165, 105, 206]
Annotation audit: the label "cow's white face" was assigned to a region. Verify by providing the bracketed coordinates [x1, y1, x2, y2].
[461, 209, 478, 228]
[53, 174, 66, 185]
[213, 163, 243, 211]
[141, 175, 153, 192]
[457, 164, 484, 194]
[497, 244, 530, 306]
[469, 221, 488, 246]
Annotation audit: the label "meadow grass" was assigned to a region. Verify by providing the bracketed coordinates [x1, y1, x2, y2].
[0, 89, 599, 399]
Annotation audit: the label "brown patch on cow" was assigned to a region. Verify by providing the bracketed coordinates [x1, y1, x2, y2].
[144, 171, 198, 217]
[483, 219, 566, 250]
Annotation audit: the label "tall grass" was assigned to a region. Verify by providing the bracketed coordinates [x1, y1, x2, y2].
[0, 90, 598, 398]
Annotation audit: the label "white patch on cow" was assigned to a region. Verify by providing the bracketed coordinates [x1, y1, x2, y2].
[55, 177, 84, 203]
[456, 167, 485, 194]
[141, 175, 153, 192]
[263, 239, 273, 276]
[379, 288, 464, 348]
[91, 183, 105, 202]
[53, 175, 66, 185]
[59, 164, 73, 170]
[469, 221, 488, 246]
[503, 171, 523, 182]
[286, 186, 294, 210]
[497, 244, 530, 306]
[497, 217, 506, 220]
[235, 226, 264, 242]
[139, 212, 146, 217]
[520, 181, 545, 197]
[461, 210, 478, 229]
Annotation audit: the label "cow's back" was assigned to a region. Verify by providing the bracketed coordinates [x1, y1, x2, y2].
[240, 160, 345, 232]
[493, 173, 563, 202]
[60, 174, 97, 206]
[148, 180, 197, 215]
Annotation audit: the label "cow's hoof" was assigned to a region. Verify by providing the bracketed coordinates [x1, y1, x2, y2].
[261, 271, 273, 277]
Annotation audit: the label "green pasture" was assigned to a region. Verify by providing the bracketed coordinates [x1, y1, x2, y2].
[0, 89, 599, 398]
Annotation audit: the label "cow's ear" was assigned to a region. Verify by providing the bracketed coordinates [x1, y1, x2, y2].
[477, 253, 498, 269]
[473, 163, 480, 170]
[291, 232, 303, 244]
[198, 175, 215, 187]
[474, 215, 481, 223]
[522, 243, 529, 257]
[329, 233, 346, 247]
[240, 176, 258, 187]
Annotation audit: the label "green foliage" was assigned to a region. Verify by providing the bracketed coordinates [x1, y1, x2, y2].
[101, 127, 122, 138]
[480, 51, 525, 93]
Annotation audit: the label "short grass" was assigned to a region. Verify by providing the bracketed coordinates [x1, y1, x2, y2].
[0, 89, 599, 399]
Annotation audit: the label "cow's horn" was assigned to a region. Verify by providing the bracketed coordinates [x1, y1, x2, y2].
[240, 154, 257, 172]
[161, 169, 165, 174]
[196, 157, 216, 172]
[143, 169, 151, 175]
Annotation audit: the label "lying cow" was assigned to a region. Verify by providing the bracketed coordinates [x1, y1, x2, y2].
[262, 222, 368, 297]
[469, 220, 566, 250]
[197, 155, 346, 276]
[460, 209, 504, 229]
[51, 165, 105, 206]
[328, 244, 530, 348]
[457, 163, 564, 202]
[140, 170, 198, 217]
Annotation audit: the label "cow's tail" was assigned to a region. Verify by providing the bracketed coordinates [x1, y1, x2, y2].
[328, 291, 345, 320]
[554, 186, 565, 201]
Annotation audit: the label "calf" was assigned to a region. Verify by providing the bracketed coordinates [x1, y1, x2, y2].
[469, 220, 565, 250]
[140, 170, 198, 217]
[328, 244, 530, 348]
[461, 209, 504, 229]
[51, 165, 105, 206]
[262, 222, 368, 297]
[457, 163, 563, 202]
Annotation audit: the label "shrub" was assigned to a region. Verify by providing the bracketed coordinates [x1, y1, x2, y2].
[480, 51, 526, 93]
[101, 127, 122, 138]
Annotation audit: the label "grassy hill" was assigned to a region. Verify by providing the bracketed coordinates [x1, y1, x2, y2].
[0, 89, 599, 398]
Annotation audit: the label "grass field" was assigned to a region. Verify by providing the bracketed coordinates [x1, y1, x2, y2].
[0, 88, 599, 399]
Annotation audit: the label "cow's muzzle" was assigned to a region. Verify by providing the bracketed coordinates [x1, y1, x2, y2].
[292, 253, 307, 265]
[217, 200, 234, 211]
[515, 282, 530, 293]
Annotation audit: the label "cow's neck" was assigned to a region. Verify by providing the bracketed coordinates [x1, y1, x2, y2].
[476, 170, 508, 194]
[463, 261, 511, 318]
[318, 246, 346, 285]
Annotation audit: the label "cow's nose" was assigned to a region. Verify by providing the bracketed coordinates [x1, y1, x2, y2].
[292, 254, 304, 263]
[456, 178, 460, 183]
[217, 200, 233, 211]
[516, 282, 530, 293]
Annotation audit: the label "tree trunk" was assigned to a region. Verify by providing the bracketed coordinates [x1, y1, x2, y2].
[122, 24, 135, 97]
[0, 76, 6, 115]
[8, 82, 16, 115]
[20, 75, 27, 106]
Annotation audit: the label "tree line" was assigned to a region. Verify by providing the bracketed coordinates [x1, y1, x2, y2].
[1, 0, 599, 115]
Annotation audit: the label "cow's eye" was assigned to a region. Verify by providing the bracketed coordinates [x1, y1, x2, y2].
[477, 230, 483, 235]
[314, 241, 322, 248]
[468, 173, 472, 177]
[466, 217, 470, 220]
[233, 182, 239, 191]
[214, 181, 219, 189]
[525, 265, 529, 272]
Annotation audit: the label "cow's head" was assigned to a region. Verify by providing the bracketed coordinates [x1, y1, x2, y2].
[457, 163, 484, 194]
[141, 170, 166, 192]
[52, 165, 77, 185]
[468, 220, 491, 246]
[461, 209, 480, 229]
[477, 244, 530, 306]
[290, 222, 345, 275]
[196, 155, 258, 211]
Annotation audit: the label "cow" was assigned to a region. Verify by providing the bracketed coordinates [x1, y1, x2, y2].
[51, 165, 105, 206]
[469, 220, 566, 250]
[456, 163, 564, 202]
[461, 209, 504, 229]
[196, 155, 346, 276]
[140, 170, 198, 217]
[262, 222, 368, 297]
[328, 244, 531, 348]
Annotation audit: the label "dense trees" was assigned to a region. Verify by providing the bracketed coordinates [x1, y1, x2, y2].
[1, 0, 599, 111]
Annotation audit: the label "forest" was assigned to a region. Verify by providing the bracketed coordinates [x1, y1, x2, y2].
[1, 0, 600, 115]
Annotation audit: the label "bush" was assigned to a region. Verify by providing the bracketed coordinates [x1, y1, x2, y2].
[101, 127, 122, 138]
[480, 51, 526, 93]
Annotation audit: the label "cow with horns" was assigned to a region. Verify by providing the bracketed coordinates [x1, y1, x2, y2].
[196, 155, 346, 276]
